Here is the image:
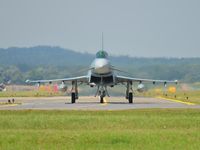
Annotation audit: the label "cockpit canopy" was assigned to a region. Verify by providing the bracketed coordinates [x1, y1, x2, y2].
[96, 50, 108, 58]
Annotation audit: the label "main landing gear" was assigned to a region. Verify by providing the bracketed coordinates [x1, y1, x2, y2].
[71, 81, 78, 103]
[128, 92, 133, 103]
[70, 81, 134, 104]
[126, 81, 133, 103]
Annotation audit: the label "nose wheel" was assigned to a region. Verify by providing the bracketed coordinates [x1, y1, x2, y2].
[100, 96, 104, 103]
[99, 90, 106, 103]
[96, 86, 108, 103]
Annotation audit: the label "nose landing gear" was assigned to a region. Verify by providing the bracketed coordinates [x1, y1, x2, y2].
[99, 90, 106, 103]
[95, 86, 109, 103]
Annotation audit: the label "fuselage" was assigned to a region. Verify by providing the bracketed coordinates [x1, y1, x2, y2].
[91, 57, 111, 74]
[88, 50, 115, 86]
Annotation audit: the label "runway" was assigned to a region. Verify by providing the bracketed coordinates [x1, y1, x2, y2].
[0, 96, 199, 110]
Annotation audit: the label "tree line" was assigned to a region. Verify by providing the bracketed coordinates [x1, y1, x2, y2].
[0, 46, 200, 83]
[0, 63, 200, 84]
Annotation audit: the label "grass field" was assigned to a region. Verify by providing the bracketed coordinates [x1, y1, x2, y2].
[0, 91, 64, 97]
[159, 91, 200, 104]
[0, 109, 200, 150]
[140, 90, 200, 104]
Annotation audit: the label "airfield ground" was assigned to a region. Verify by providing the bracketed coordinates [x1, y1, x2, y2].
[0, 96, 199, 149]
[0, 96, 199, 110]
[0, 109, 200, 150]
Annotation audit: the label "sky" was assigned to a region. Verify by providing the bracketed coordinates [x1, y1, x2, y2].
[0, 0, 200, 57]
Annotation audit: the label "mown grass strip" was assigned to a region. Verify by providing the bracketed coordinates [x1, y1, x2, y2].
[0, 109, 200, 150]
[157, 96, 196, 105]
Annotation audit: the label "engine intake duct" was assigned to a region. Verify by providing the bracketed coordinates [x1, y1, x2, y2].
[90, 75, 113, 84]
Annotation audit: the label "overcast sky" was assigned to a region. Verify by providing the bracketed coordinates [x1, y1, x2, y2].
[0, 0, 200, 57]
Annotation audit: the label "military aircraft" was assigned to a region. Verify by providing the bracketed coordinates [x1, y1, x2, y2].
[26, 36, 178, 103]
[0, 83, 6, 92]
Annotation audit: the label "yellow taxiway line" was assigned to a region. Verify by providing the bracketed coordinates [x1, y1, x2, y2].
[157, 96, 196, 105]
[0, 103, 20, 107]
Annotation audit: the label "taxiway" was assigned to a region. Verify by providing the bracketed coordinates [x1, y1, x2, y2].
[0, 96, 199, 110]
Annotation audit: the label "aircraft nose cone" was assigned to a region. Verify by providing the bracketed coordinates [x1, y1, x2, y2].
[95, 65, 109, 74]
[93, 59, 111, 74]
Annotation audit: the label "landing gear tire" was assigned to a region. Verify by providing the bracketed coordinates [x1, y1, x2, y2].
[100, 96, 104, 103]
[71, 92, 76, 103]
[128, 93, 133, 103]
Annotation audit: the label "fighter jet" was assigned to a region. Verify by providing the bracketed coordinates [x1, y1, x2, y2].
[26, 36, 178, 103]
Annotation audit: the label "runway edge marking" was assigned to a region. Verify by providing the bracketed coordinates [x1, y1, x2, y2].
[0, 103, 20, 108]
[156, 96, 196, 105]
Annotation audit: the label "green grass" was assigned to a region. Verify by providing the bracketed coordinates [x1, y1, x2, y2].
[0, 109, 200, 150]
[160, 91, 200, 104]
[140, 90, 200, 104]
[0, 102, 21, 105]
[0, 91, 64, 97]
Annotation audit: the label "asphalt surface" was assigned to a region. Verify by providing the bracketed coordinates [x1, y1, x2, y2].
[0, 96, 199, 110]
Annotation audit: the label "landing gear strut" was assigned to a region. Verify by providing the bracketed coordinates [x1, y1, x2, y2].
[95, 85, 108, 103]
[71, 81, 78, 103]
[126, 81, 133, 103]
[99, 87, 106, 103]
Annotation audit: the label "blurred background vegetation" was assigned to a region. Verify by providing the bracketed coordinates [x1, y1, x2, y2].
[0, 46, 199, 103]
[1, 46, 200, 84]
